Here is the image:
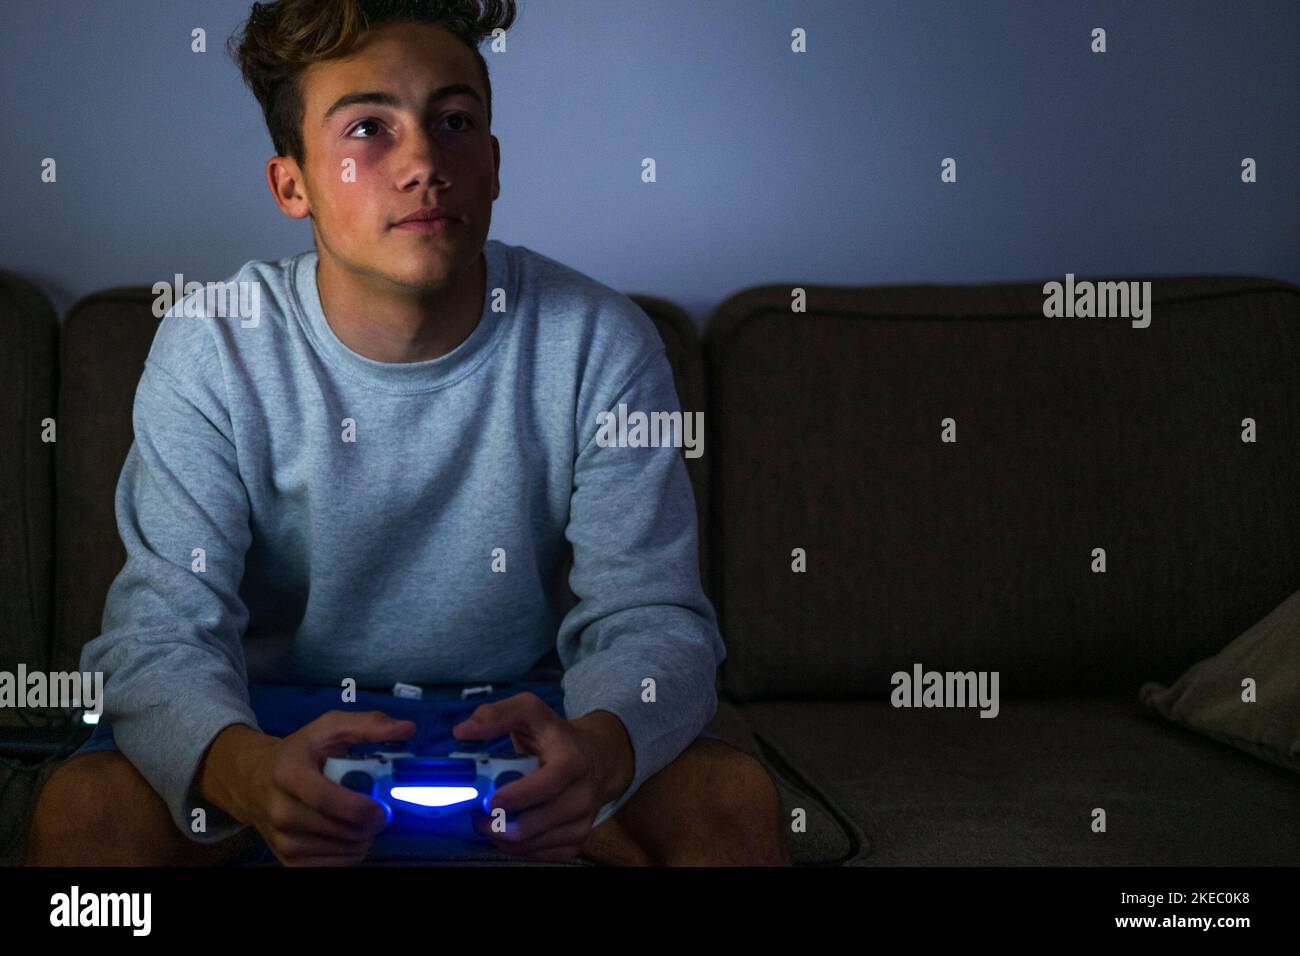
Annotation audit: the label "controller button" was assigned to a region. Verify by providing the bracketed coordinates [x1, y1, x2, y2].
[340, 771, 375, 795]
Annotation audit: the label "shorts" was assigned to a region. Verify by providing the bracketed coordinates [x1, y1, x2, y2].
[73, 679, 718, 865]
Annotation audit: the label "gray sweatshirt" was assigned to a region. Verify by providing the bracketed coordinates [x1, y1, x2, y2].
[79, 239, 725, 842]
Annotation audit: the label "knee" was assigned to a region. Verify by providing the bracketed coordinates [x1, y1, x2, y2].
[694, 743, 790, 865]
[25, 753, 168, 866]
[26, 756, 113, 863]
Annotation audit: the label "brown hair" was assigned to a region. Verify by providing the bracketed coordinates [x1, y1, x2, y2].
[227, 0, 517, 167]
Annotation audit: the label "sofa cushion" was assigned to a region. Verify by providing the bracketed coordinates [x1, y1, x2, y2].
[737, 693, 1300, 866]
[705, 277, 1300, 700]
[702, 697, 854, 864]
[1140, 584, 1300, 775]
[0, 758, 59, 866]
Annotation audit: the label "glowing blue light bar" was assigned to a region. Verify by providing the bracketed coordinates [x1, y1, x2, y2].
[389, 785, 479, 808]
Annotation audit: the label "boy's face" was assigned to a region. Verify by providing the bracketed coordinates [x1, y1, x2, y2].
[273, 21, 500, 294]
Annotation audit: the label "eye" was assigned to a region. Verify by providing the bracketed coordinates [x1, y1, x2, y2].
[346, 113, 474, 139]
[347, 118, 383, 139]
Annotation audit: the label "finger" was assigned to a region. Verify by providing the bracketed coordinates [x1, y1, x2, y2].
[308, 711, 417, 754]
[451, 692, 551, 743]
[486, 755, 583, 818]
[496, 821, 593, 859]
[482, 813, 593, 859]
[266, 826, 371, 860]
[269, 831, 371, 866]
[272, 745, 391, 835]
[288, 764, 391, 836]
[273, 785, 385, 843]
[472, 790, 586, 847]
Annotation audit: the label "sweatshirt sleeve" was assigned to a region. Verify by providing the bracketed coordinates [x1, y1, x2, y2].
[79, 344, 258, 844]
[556, 344, 726, 828]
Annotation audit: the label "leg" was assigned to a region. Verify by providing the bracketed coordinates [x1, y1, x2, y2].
[580, 738, 791, 867]
[23, 750, 264, 867]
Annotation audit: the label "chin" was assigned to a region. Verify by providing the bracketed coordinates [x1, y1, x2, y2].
[392, 261, 455, 292]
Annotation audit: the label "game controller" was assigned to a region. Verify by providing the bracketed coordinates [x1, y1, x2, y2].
[323, 750, 540, 835]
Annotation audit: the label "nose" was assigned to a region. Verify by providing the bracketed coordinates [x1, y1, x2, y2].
[396, 124, 447, 190]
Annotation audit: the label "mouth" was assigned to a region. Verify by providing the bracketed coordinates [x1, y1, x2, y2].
[392, 208, 463, 236]
[393, 217, 462, 236]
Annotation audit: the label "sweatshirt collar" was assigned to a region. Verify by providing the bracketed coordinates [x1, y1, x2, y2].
[290, 239, 510, 394]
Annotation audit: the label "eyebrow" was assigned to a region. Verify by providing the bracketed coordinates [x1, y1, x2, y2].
[321, 84, 484, 124]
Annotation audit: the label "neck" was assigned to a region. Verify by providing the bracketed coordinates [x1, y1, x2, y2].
[314, 249, 485, 364]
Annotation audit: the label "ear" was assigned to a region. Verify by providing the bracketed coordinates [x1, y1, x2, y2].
[267, 154, 312, 221]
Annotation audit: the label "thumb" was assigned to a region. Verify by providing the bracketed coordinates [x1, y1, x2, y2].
[452, 697, 530, 742]
[310, 709, 417, 756]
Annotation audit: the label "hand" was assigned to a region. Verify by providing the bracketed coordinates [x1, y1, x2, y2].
[201, 710, 416, 866]
[451, 693, 633, 862]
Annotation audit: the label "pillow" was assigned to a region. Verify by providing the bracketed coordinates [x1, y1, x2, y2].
[1139, 586, 1300, 775]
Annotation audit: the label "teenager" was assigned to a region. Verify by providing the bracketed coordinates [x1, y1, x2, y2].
[25, 0, 788, 867]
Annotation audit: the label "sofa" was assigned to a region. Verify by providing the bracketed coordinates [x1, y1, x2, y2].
[2, 266, 1298, 866]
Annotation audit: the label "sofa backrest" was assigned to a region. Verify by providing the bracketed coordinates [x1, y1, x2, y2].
[14, 267, 1300, 704]
[53, 288, 162, 671]
[48, 285, 708, 673]
[0, 272, 57, 675]
[705, 276, 1300, 701]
